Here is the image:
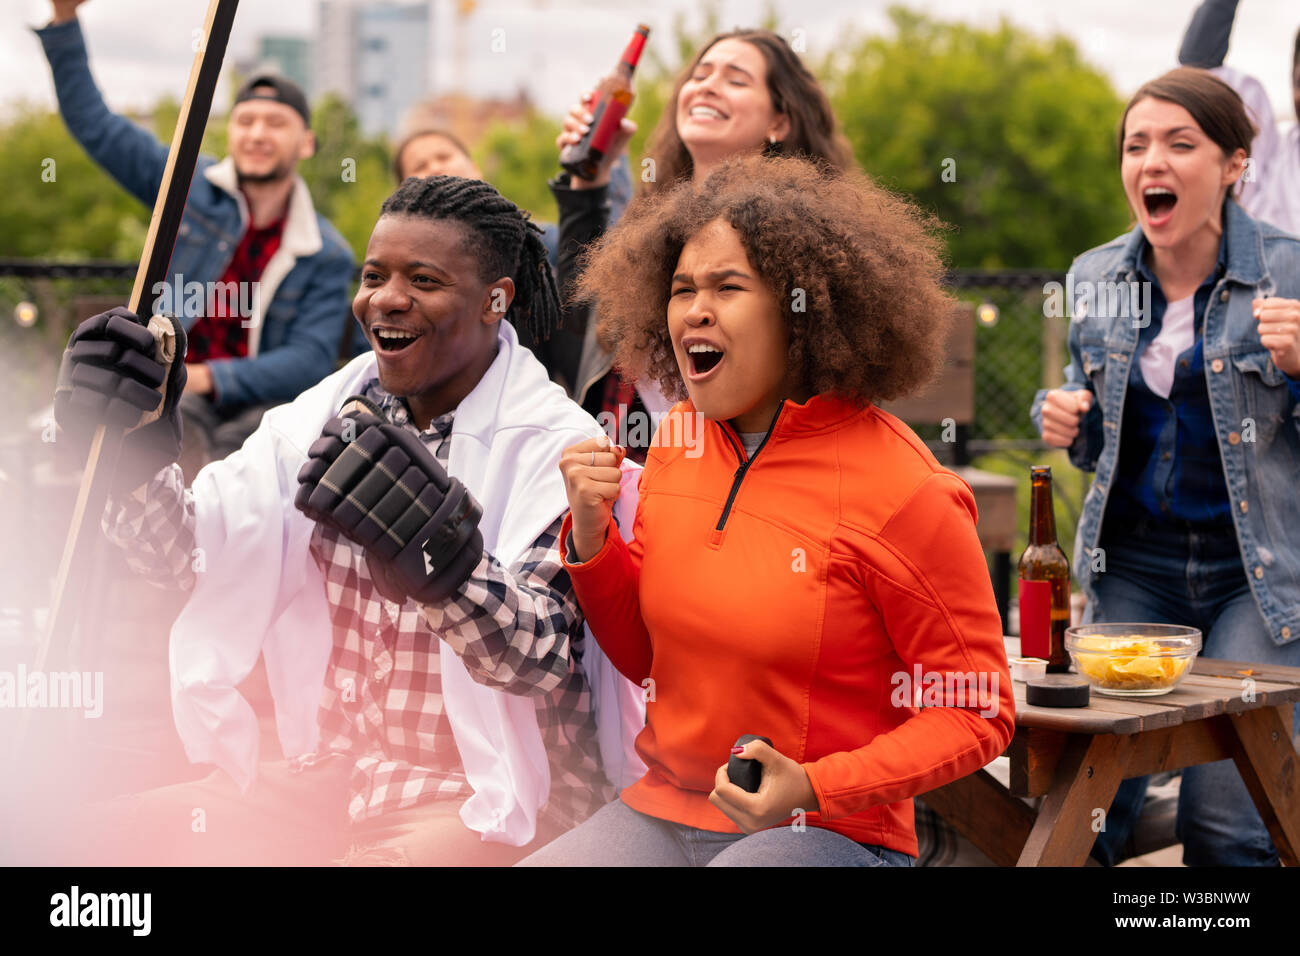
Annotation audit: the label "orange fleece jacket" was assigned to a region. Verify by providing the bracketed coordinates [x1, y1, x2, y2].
[560, 395, 1015, 855]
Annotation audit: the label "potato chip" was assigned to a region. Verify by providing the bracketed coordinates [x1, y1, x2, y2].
[1071, 634, 1192, 691]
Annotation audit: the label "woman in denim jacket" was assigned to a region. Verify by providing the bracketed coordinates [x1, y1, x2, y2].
[1031, 68, 1300, 867]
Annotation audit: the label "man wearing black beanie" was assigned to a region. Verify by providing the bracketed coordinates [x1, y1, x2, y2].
[35, 1, 360, 475]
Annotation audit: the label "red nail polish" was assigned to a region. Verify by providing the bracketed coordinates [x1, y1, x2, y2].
[730, 746, 745, 755]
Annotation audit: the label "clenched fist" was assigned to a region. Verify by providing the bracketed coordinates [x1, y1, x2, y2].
[53, 307, 187, 495]
[51, 1, 89, 26]
[1255, 297, 1300, 379]
[295, 397, 483, 605]
[559, 435, 626, 562]
[708, 738, 819, 834]
[1039, 388, 1093, 449]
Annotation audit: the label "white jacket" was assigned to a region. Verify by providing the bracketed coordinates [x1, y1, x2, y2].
[1211, 66, 1300, 238]
[171, 321, 645, 845]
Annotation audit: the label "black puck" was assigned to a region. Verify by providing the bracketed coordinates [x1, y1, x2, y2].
[727, 734, 773, 793]
[1025, 675, 1091, 707]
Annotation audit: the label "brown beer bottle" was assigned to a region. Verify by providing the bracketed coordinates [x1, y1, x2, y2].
[1018, 466, 1072, 672]
[560, 24, 650, 181]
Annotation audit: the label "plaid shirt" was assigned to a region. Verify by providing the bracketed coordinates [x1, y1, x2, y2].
[186, 199, 286, 364]
[104, 379, 612, 832]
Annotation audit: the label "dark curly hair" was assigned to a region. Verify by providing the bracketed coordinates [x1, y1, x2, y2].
[575, 154, 954, 405]
[380, 175, 561, 343]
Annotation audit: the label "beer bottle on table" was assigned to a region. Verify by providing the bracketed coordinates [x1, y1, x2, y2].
[560, 23, 650, 181]
[1018, 466, 1071, 672]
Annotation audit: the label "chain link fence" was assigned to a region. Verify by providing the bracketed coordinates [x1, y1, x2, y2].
[945, 274, 1086, 577]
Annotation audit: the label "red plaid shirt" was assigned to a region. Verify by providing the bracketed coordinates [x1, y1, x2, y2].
[186, 202, 287, 363]
[105, 381, 613, 831]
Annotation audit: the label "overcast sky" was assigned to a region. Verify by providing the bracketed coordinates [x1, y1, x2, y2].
[4, 0, 1297, 127]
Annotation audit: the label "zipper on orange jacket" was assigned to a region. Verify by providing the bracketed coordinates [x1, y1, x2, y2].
[714, 401, 785, 532]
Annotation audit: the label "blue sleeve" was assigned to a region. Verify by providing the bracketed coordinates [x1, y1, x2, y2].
[539, 221, 560, 272]
[207, 240, 356, 408]
[608, 153, 633, 226]
[34, 19, 170, 207]
[1285, 374, 1300, 405]
[1178, 0, 1239, 67]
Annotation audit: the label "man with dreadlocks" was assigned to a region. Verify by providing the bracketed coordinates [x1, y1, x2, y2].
[43, 176, 645, 866]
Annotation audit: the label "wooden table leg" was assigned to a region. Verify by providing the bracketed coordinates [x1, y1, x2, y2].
[922, 768, 1035, 868]
[1017, 733, 1136, 866]
[1226, 708, 1300, 866]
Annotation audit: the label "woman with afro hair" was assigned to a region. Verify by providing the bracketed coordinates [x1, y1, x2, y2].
[521, 155, 1015, 867]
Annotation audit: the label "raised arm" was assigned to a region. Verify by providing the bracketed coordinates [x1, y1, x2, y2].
[1179, 0, 1240, 67]
[1172, 2, 1286, 225]
[557, 437, 652, 684]
[34, 12, 171, 207]
[540, 176, 612, 392]
[540, 91, 636, 392]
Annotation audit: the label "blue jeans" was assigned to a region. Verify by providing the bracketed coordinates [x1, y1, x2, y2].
[518, 798, 916, 867]
[1089, 513, 1300, 866]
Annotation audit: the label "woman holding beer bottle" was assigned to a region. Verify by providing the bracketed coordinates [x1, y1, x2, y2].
[544, 27, 854, 461]
[1032, 67, 1300, 867]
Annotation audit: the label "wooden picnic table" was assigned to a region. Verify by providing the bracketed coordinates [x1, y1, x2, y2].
[921, 637, 1300, 866]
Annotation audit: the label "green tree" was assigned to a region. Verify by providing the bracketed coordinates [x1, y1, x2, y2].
[824, 6, 1131, 269]
[0, 105, 147, 260]
[0, 94, 234, 262]
[296, 93, 392, 257]
[475, 109, 568, 226]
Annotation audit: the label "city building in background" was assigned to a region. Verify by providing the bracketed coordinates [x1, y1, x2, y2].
[315, 0, 434, 138]
[398, 88, 535, 149]
[243, 35, 313, 94]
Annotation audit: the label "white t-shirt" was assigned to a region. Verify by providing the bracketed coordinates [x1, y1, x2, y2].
[1140, 294, 1196, 399]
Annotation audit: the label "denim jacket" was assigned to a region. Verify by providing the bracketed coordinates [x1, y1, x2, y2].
[1031, 200, 1300, 646]
[36, 19, 357, 410]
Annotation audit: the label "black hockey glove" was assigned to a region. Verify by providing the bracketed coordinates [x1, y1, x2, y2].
[294, 396, 484, 604]
[53, 306, 187, 495]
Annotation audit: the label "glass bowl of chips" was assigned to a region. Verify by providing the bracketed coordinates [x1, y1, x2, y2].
[1065, 624, 1201, 697]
